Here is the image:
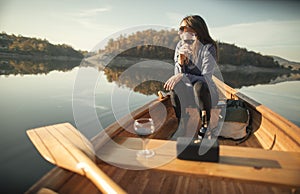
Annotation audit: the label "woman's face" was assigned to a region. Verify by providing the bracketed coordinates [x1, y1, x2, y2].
[179, 20, 196, 34]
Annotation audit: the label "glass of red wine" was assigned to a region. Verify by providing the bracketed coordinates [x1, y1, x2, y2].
[134, 118, 155, 158]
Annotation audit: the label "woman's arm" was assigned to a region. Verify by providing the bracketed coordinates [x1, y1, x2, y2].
[174, 42, 182, 75]
[184, 44, 217, 84]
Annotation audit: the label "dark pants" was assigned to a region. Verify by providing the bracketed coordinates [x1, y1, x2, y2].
[170, 81, 213, 124]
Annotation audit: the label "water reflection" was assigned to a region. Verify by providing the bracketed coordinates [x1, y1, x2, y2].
[221, 70, 300, 88]
[104, 59, 173, 96]
[0, 58, 80, 76]
[1, 57, 299, 91]
[101, 56, 300, 92]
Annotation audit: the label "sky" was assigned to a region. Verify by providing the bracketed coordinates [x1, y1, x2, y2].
[1, 0, 300, 61]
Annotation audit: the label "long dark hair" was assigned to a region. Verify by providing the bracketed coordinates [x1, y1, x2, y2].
[181, 15, 218, 59]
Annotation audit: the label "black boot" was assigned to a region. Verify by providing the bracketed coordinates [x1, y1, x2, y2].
[198, 110, 208, 139]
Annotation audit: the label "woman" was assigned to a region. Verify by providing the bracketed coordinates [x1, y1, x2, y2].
[164, 15, 219, 138]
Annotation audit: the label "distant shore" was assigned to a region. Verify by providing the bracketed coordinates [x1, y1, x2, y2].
[219, 64, 296, 74]
[0, 52, 83, 61]
[1, 52, 299, 76]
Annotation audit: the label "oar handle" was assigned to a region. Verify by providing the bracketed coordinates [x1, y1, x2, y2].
[76, 151, 127, 194]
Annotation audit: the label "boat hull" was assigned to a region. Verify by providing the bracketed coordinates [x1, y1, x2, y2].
[26, 79, 300, 194]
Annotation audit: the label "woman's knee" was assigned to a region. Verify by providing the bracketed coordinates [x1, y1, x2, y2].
[193, 81, 209, 94]
[193, 81, 203, 93]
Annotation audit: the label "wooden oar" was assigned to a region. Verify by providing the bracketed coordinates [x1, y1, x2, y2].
[26, 123, 126, 194]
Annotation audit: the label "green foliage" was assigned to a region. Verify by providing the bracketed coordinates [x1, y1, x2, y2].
[99, 29, 179, 58]
[0, 32, 83, 58]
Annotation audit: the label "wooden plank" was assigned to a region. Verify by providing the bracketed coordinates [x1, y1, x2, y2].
[56, 163, 297, 194]
[219, 145, 300, 170]
[25, 168, 74, 194]
[255, 105, 300, 151]
[58, 174, 100, 194]
[97, 137, 300, 187]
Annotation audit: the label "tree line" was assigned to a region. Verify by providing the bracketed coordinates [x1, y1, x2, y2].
[0, 32, 84, 58]
[99, 29, 280, 68]
[0, 30, 281, 68]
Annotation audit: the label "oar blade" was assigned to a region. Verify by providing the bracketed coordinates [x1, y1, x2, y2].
[47, 123, 96, 161]
[27, 123, 127, 193]
[27, 124, 85, 175]
[27, 129, 56, 164]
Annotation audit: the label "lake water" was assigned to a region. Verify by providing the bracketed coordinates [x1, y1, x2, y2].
[0, 65, 299, 193]
[240, 81, 300, 127]
[0, 66, 157, 193]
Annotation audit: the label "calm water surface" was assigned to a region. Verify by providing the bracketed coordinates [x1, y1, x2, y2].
[0, 66, 299, 193]
[240, 81, 300, 126]
[0, 67, 156, 193]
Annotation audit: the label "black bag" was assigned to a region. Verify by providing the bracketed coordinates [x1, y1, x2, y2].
[176, 137, 219, 162]
[219, 99, 252, 142]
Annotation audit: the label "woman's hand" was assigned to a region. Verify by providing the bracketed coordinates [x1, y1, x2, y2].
[164, 73, 183, 91]
[178, 53, 188, 65]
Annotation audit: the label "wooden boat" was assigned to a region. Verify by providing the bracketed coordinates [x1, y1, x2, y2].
[26, 78, 300, 194]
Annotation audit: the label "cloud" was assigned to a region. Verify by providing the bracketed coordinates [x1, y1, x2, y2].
[77, 7, 111, 17]
[212, 20, 300, 46]
[66, 6, 111, 18]
[211, 20, 300, 61]
[64, 6, 116, 31]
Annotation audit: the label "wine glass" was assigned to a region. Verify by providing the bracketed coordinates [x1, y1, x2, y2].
[181, 32, 196, 45]
[134, 118, 155, 158]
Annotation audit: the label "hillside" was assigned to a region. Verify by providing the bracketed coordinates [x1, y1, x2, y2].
[0, 32, 297, 87]
[98, 29, 281, 68]
[0, 32, 84, 59]
[271, 56, 300, 71]
[0, 31, 294, 70]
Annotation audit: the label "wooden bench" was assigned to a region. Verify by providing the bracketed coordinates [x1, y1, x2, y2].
[97, 137, 300, 188]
